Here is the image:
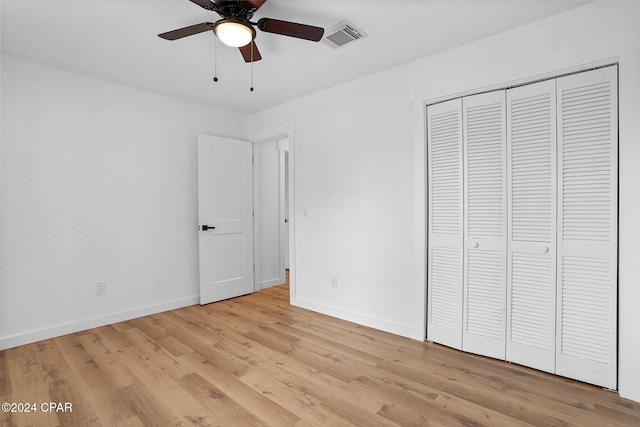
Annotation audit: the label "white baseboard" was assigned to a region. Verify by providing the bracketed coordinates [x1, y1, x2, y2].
[0, 295, 200, 351]
[1, 295, 422, 350]
[291, 296, 423, 341]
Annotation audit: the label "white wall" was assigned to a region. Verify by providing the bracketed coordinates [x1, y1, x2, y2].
[0, 55, 246, 349]
[248, 1, 640, 401]
[252, 79, 419, 338]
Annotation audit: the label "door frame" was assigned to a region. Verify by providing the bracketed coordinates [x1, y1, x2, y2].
[249, 121, 296, 300]
[253, 137, 288, 290]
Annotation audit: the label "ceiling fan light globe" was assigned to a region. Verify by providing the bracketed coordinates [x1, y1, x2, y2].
[214, 21, 255, 47]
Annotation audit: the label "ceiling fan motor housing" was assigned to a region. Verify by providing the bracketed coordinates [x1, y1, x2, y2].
[210, 0, 257, 20]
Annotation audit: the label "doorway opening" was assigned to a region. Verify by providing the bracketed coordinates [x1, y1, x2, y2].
[251, 122, 296, 301]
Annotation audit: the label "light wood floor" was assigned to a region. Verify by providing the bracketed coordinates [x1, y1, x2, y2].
[1, 283, 639, 427]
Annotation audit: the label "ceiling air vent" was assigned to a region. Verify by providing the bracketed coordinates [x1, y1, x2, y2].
[322, 20, 367, 49]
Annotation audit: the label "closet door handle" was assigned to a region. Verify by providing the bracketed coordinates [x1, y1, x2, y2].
[539, 245, 549, 253]
[471, 241, 479, 249]
[201, 225, 215, 231]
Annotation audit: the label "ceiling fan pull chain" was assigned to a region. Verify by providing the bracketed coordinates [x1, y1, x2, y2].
[250, 40, 254, 92]
[213, 36, 219, 82]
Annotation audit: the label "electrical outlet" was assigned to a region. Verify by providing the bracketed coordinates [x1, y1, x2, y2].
[330, 276, 338, 289]
[96, 281, 107, 296]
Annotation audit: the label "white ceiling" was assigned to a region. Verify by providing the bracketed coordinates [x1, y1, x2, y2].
[1, 0, 591, 114]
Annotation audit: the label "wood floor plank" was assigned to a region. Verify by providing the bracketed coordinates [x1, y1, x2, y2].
[218, 297, 300, 327]
[289, 339, 369, 383]
[595, 396, 640, 417]
[271, 321, 385, 367]
[177, 372, 268, 427]
[375, 358, 597, 426]
[76, 332, 136, 390]
[243, 336, 389, 416]
[117, 383, 184, 427]
[0, 349, 10, 398]
[5, 344, 69, 427]
[90, 324, 135, 350]
[242, 324, 301, 355]
[164, 322, 256, 379]
[120, 327, 194, 381]
[1, 282, 638, 427]
[319, 396, 400, 427]
[594, 402, 640, 426]
[239, 363, 355, 426]
[355, 373, 531, 427]
[55, 335, 136, 426]
[178, 351, 301, 426]
[285, 317, 413, 363]
[114, 415, 146, 427]
[31, 340, 103, 427]
[116, 344, 216, 426]
[243, 338, 353, 396]
[0, 350, 11, 427]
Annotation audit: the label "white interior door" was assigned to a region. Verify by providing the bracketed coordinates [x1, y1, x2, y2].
[462, 90, 507, 360]
[198, 134, 254, 304]
[555, 66, 618, 389]
[426, 98, 464, 349]
[505, 79, 557, 373]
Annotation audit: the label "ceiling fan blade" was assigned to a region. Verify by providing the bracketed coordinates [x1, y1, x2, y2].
[257, 18, 324, 42]
[240, 0, 267, 11]
[239, 41, 262, 62]
[188, 0, 216, 11]
[158, 23, 214, 40]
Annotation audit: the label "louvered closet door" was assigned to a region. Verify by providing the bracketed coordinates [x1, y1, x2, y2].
[555, 66, 618, 389]
[427, 98, 464, 349]
[505, 80, 557, 373]
[462, 91, 507, 359]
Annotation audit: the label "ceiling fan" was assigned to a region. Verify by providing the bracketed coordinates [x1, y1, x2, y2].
[158, 0, 325, 63]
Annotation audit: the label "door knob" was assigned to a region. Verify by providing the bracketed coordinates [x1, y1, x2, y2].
[539, 245, 549, 253]
[471, 241, 479, 248]
[201, 225, 215, 231]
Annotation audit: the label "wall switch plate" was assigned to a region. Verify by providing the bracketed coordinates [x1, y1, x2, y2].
[331, 276, 338, 289]
[96, 281, 107, 296]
